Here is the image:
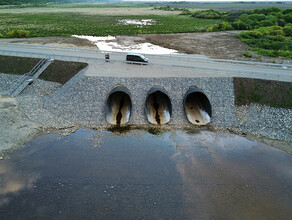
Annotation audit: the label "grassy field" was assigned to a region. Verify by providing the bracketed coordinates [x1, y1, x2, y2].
[0, 55, 87, 84]
[149, 2, 292, 11]
[0, 56, 39, 74]
[234, 78, 292, 109]
[49, 3, 148, 9]
[0, 13, 220, 37]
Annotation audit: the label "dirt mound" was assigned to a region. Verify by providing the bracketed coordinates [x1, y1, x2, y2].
[143, 31, 249, 60]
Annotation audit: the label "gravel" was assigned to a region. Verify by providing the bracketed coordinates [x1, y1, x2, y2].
[0, 67, 291, 149]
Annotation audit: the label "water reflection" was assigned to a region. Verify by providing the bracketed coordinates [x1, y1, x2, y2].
[171, 131, 292, 219]
[0, 129, 291, 219]
[0, 157, 39, 207]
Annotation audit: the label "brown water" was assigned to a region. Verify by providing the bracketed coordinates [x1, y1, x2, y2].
[0, 129, 291, 219]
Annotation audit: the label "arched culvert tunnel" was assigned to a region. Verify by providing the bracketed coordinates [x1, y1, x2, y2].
[145, 86, 172, 125]
[105, 85, 132, 125]
[184, 87, 212, 125]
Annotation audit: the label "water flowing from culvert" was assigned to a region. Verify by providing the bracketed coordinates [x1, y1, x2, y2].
[0, 129, 291, 219]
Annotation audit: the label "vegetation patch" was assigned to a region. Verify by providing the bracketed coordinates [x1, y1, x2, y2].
[207, 21, 233, 32]
[0, 13, 219, 37]
[0, 55, 39, 74]
[7, 29, 30, 38]
[40, 60, 87, 85]
[233, 77, 292, 109]
[178, 7, 292, 58]
[0, 55, 87, 85]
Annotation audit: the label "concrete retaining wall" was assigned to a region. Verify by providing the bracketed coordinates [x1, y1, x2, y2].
[43, 71, 238, 127]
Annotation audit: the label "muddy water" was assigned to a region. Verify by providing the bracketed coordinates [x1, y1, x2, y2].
[0, 129, 291, 219]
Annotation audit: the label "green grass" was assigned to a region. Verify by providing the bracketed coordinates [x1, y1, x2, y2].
[243, 51, 252, 58]
[0, 13, 220, 37]
[48, 3, 148, 9]
[0, 56, 39, 74]
[0, 55, 88, 85]
[234, 78, 292, 109]
[250, 47, 292, 58]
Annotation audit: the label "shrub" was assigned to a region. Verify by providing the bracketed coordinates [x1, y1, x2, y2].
[0, 33, 3, 38]
[207, 21, 233, 32]
[278, 19, 286, 27]
[249, 14, 266, 21]
[192, 9, 223, 19]
[254, 7, 282, 15]
[239, 14, 249, 22]
[245, 19, 260, 29]
[179, 10, 193, 16]
[267, 26, 285, 36]
[225, 11, 245, 22]
[7, 29, 30, 38]
[243, 51, 252, 57]
[283, 24, 292, 36]
[239, 30, 263, 38]
[268, 35, 285, 41]
[259, 19, 275, 27]
[283, 9, 292, 15]
[274, 12, 284, 20]
[232, 20, 248, 30]
[284, 13, 292, 23]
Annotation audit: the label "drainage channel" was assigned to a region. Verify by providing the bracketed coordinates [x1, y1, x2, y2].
[145, 87, 172, 125]
[183, 87, 212, 125]
[105, 85, 132, 125]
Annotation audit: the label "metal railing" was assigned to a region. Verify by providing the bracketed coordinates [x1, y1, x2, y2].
[6, 57, 52, 97]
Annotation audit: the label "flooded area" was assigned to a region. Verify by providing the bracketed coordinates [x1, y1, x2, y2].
[0, 128, 291, 219]
[73, 35, 179, 54]
[118, 19, 156, 26]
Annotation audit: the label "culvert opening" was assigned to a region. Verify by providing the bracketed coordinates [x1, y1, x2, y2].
[105, 85, 132, 125]
[145, 87, 172, 125]
[184, 87, 212, 125]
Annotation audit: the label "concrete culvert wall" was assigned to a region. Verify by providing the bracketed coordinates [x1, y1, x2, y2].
[145, 86, 172, 125]
[105, 85, 132, 125]
[184, 87, 212, 125]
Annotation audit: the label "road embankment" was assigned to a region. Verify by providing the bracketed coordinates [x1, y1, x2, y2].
[0, 64, 291, 155]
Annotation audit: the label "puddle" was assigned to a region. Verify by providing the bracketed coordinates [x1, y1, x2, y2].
[0, 129, 291, 219]
[73, 35, 179, 54]
[118, 19, 156, 26]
